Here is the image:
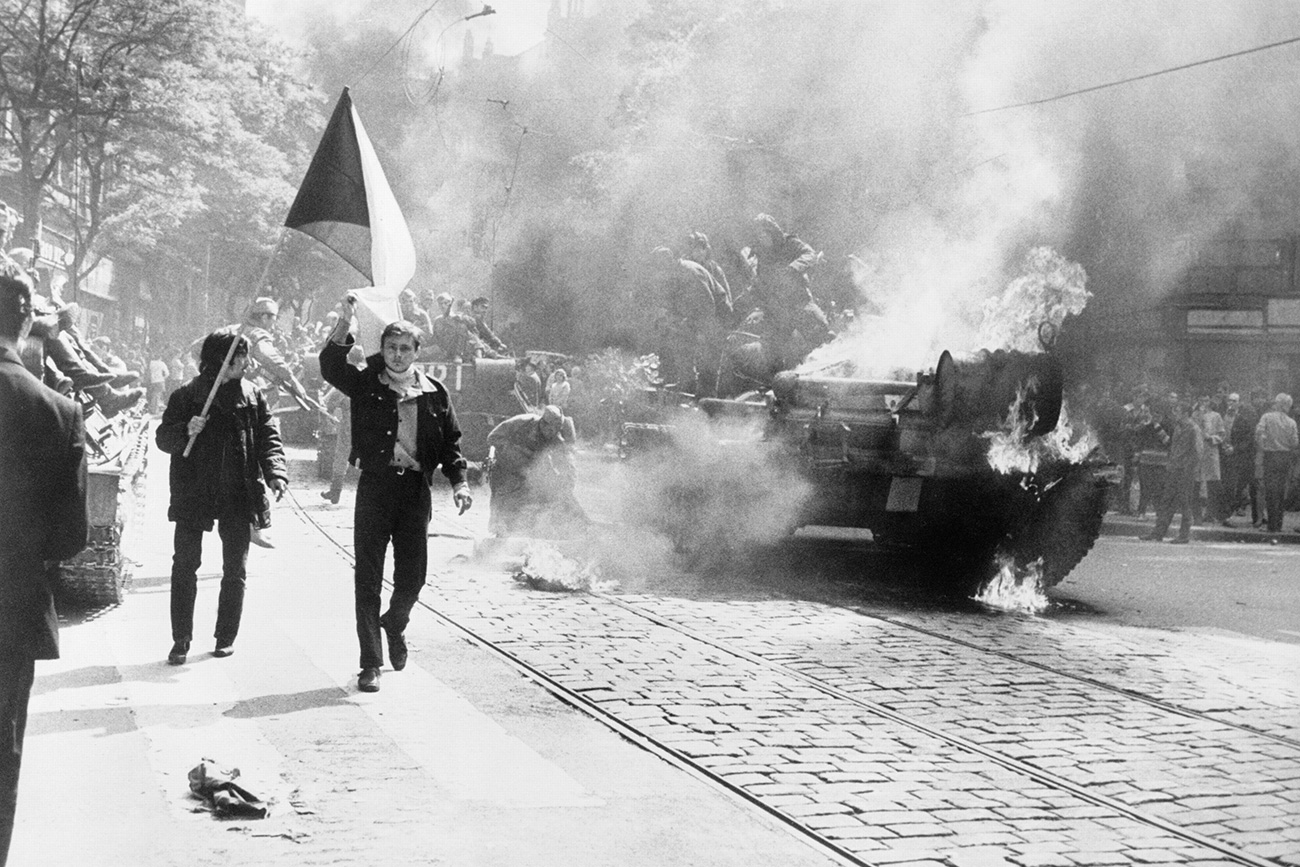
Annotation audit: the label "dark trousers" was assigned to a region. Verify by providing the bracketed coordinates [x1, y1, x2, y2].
[1152, 472, 1195, 540]
[170, 511, 251, 648]
[0, 653, 35, 867]
[1116, 456, 1136, 513]
[1195, 479, 1221, 523]
[1263, 451, 1293, 532]
[353, 469, 432, 670]
[1137, 462, 1166, 516]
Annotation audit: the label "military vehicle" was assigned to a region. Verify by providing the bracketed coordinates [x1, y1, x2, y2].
[620, 342, 1112, 592]
[421, 357, 529, 461]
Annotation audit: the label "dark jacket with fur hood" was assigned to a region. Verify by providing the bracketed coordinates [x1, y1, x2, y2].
[156, 375, 287, 530]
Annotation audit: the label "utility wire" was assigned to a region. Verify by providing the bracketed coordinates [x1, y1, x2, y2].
[964, 33, 1300, 117]
[354, 0, 446, 87]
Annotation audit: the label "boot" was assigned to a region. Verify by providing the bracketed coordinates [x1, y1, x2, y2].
[73, 369, 117, 388]
[86, 384, 145, 418]
[45, 333, 116, 389]
[110, 370, 141, 387]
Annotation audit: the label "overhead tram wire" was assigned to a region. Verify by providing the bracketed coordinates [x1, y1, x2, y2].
[964, 33, 1300, 116]
[354, 0, 447, 88]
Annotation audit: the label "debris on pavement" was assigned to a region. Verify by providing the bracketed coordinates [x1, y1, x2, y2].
[187, 758, 270, 819]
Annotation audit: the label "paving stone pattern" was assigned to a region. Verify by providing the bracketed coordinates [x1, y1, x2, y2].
[881, 607, 1300, 742]
[622, 594, 1300, 864]
[412, 564, 1292, 867]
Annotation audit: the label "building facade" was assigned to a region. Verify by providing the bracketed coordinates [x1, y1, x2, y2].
[1071, 237, 1300, 398]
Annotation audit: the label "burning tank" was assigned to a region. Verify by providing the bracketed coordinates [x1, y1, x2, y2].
[623, 339, 1112, 592]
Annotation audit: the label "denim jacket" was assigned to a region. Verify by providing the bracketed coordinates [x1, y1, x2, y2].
[319, 337, 467, 488]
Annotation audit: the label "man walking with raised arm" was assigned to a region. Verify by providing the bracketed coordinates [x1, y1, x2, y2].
[320, 291, 472, 693]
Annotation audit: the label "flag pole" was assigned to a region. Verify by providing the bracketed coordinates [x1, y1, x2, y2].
[182, 228, 287, 458]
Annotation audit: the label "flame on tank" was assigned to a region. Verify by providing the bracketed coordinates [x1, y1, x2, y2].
[984, 389, 1097, 475]
[975, 553, 1049, 614]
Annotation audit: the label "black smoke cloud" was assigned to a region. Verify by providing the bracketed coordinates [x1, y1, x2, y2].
[280, 1, 1300, 361]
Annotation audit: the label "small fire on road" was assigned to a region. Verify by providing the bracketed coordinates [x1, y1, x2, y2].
[512, 541, 613, 593]
[975, 553, 1049, 614]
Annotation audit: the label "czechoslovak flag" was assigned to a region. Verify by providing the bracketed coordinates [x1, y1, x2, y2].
[285, 86, 416, 352]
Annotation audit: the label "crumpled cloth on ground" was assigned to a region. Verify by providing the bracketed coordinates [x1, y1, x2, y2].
[188, 759, 269, 819]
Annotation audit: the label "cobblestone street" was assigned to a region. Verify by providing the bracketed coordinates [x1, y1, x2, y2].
[12, 442, 1300, 866]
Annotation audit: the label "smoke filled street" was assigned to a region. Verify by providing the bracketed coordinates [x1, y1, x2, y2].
[7, 1, 1300, 866]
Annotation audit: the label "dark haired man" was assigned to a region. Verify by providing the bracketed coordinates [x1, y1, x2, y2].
[0, 269, 88, 865]
[320, 292, 472, 693]
[155, 327, 288, 665]
[469, 296, 508, 358]
[1220, 392, 1257, 526]
[1141, 400, 1203, 544]
[427, 292, 475, 361]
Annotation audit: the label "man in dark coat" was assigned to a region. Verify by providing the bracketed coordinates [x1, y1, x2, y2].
[747, 213, 832, 368]
[1220, 392, 1257, 526]
[156, 328, 288, 665]
[320, 293, 472, 694]
[0, 270, 88, 865]
[1141, 400, 1203, 544]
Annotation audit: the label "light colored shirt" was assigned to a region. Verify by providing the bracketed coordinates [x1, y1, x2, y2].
[1255, 410, 1299, 453]
[381, 369, 423, 471]
[546, 379, 570, 408]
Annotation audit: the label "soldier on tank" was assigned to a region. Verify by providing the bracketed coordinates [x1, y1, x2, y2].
[746, 213, 833, 370]
[467, 297, 508, 359]
[427, 293, 477, 362]
[239, 297, 320, 414]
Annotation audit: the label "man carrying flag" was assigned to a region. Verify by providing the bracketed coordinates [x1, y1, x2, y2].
[289, 88, 470, 693]
[320, 292, 471, 693]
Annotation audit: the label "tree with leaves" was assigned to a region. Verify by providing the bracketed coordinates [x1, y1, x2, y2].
[0, 0, 321, 317]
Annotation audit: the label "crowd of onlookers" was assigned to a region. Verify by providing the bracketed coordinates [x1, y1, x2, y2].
[305, 289, 573, 412]
[4, 235, 590, 464]
[1082, 382, 1300, 541]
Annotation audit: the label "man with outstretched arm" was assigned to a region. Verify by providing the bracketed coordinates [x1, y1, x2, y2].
[319, 291, 472, 693]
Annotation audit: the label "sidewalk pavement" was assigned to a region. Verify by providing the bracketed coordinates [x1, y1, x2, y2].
[1102, 509, 1300, 544]
[10, 438, 844, 867]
